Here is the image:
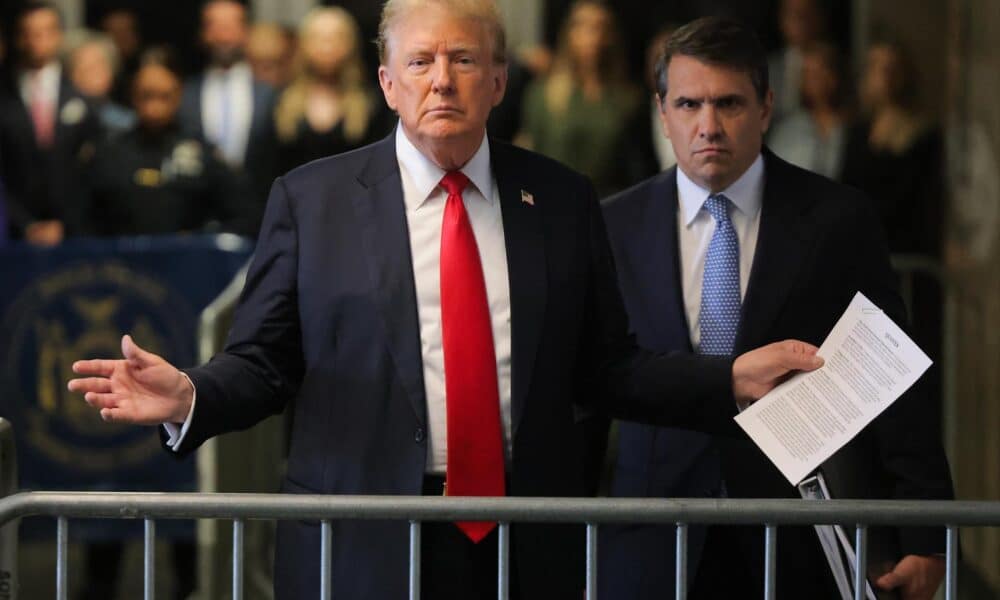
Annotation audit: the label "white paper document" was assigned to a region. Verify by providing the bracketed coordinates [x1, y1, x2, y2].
[735, 292, 932, 486]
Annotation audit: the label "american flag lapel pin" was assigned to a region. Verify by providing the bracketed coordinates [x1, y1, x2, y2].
[520, 189, 534, 206]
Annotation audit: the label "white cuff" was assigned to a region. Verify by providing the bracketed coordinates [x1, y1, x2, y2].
[163, 372, 197, 452]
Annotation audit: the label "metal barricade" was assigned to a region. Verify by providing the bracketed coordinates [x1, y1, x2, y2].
[0, 419, 16, 600]
[1, 490, 998, 600]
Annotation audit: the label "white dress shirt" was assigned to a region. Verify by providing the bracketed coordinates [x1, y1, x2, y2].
[168, 125, 514, 477]
[201, 62, 253, 166]
[396, 125, 513, 475]
[19, 62, 61, 121]
[676, 155, 764, 350]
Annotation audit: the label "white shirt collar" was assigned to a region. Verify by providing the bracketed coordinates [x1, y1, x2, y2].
[677, 153, 765, 227]
[19, 61, 61, 101]
[395, 121, 494, 211]
[207, 61, 251, 80]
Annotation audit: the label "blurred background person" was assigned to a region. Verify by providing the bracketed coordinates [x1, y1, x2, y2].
[246, 21, 296, 89]
[767, 41, 851, 180]
[87, 47, 248, 239]
[99, 7, 143, 106]
[66, 29, 135, 136]
[179, 0, 277, 235]
[841, 36, 943, 257]
[841, 34, 946, 424]
[769, 0, 826, 121]
[273, 6, 390, 175]
[0, 1, 99, 245]
[644, 25, 677, 172]
[518, 0, 643, 196]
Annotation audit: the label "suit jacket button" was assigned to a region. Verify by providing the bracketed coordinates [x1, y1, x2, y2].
[414, 428, 425, 443]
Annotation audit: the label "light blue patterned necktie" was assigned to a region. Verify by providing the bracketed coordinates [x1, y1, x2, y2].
[699, 193, 741, 356]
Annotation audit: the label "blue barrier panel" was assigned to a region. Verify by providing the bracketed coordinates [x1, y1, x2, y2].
[0, 234, 252, 541]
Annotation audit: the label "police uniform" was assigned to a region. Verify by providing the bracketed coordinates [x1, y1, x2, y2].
[88, 126, 252, 237]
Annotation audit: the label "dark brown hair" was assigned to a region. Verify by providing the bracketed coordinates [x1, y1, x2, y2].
[654, 16, 768, 102]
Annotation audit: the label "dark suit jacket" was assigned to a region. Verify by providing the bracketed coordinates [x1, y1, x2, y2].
[173, 132, 744, 599]
[178, 73, 277, 234]
[0, 75, 100, 237]
[599, 150, 955, 598]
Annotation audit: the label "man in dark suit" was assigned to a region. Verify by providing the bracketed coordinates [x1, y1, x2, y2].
[69, 3, 825, 599]
[177, 0, 277, 235]
[0, 1, 100, 243]
[599, 17, 954, 600]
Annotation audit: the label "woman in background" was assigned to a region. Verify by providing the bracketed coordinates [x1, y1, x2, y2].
[88, 48, 247, 237]
[518, 0, 642, 196]
[273, 7, 389, 175]
[768, 41, 850, 180]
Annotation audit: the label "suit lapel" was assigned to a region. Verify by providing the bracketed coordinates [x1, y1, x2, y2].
[491, 141, 546, 437]
[735, 151, 815, 353]
[354, 134, 428, 425]
[637, 169, 693, 351]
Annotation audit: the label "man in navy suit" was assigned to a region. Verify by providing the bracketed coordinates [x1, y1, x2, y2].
[0, 1, 100, 244]
[599, 17, 953, 600]
[177, 0, 277, 234]
[69, 3, 826, 598]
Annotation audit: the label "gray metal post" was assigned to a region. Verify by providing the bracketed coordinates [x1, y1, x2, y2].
[144, 519, 156, 600]
[497, 522, 509, 600]
[0, 419, 17, 600]
[232, 520, 244, 600]
[763, 524, 776, 600]
[945, 526, 958, 600]
[409, 521, 421, 600]
[675, 524, 688, 600]
[320, 520, 332, 600]
[56, 517, 68, 600]
[853, 525, 867, 600]
[585, 523, 597, 600]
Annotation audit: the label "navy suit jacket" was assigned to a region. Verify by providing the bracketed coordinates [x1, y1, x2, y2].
[179, 74, 277, 233]
[0, 75, 100, 237]
[599, 150, 954, 598]
[173, 132, 744, 598]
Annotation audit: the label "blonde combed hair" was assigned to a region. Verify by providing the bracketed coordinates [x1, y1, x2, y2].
[275, 6, 372, 143]
[376, 0, 507, 65]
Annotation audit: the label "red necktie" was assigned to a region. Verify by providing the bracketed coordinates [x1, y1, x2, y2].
[438, 170, 506, 543]
[30, 73, 54, 148]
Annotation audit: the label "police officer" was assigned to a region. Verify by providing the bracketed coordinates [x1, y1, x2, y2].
[87, 47, 252, 238]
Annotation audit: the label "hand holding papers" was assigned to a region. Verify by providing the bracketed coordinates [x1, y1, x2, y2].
[735, 292, 932, 486]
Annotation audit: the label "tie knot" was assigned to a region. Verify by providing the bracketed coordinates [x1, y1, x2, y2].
[440, 171, 470, 197]
[703, 194, 732, 223]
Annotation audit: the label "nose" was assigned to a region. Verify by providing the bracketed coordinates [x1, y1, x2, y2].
[430, 56, 455, 95]
[697, 104, 723, 141]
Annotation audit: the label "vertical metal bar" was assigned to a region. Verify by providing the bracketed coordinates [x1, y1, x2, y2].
[144, 519, 156, 600]
[854, 525, 867, 600]
[585, 523, 598, 600]
[945, 526, 958, 600]
[0, 418, 19, 600]
[675, 524, 688, 600]
[320, 520, 332, 600]
[409, 521, 421, 600]
[232, 519, 244, 600]
[763, 525, 776, 600]
[56, 517, 68, 600]
[497, 522, 510, 600]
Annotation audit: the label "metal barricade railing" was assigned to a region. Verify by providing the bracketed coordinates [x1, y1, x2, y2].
[0, 419, 17, 600]
[1, 491, 998, 600]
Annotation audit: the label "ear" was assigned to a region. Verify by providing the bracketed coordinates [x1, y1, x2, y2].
[655, 93, 671, 139]
[378, 65, 397, 111]
[491, 63, 509, 108]
[760, 88, 774, 134]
